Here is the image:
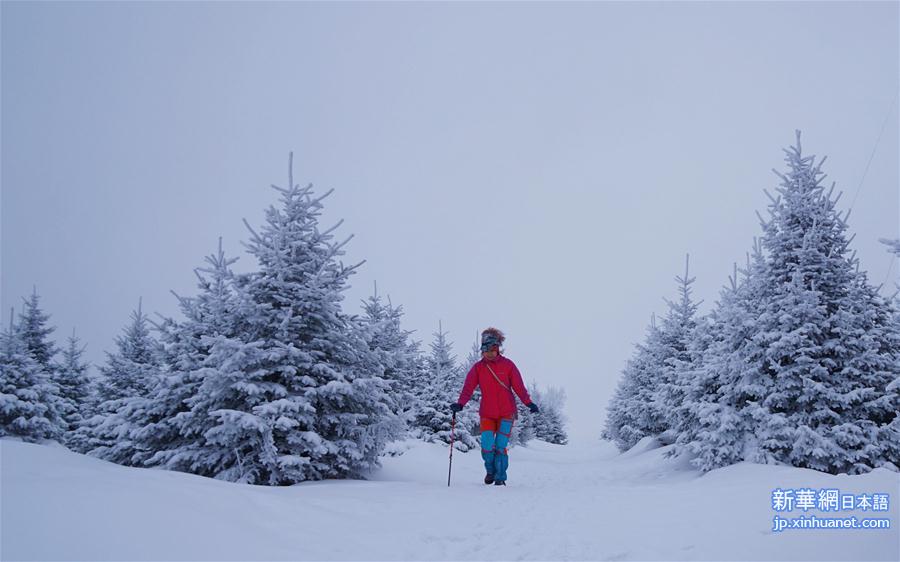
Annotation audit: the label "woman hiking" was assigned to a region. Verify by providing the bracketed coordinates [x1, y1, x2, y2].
[450, 328, 539, 486]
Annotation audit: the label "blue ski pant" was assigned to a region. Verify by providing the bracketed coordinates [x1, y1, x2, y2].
[480, 418, 514, 481]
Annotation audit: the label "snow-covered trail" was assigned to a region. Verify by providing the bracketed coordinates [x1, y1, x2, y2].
[2, 438, 898, 561]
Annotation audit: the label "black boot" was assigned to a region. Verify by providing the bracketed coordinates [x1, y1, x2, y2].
[484, 473, 494, 485]
[493, 480, 506, 486]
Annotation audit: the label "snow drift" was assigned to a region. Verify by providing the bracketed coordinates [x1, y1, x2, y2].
[2, 437, 897, 561]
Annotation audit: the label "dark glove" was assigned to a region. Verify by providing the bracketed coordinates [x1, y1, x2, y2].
[527, 402, 540, 414]
[449, 402, 463, 414]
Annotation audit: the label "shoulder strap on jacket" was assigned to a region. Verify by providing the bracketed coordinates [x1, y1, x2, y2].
[484, 362, 511, 391]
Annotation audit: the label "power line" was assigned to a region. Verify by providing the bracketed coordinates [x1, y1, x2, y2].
[882, 253, 897, 289]
[849, 90, 899, 212]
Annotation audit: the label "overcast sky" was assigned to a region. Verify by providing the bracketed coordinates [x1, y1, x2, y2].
[3, 2, 898, 441]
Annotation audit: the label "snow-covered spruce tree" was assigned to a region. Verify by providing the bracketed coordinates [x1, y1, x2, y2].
[541, 403, 568, 445]
[878, 237, 900, 412]
[96, 301, 160, 405]
[528, 384, 546, 440]
[70, 301, 162, 462]
[655, 255, 703, 442]
[840, 268, 900, 470]
[413, 324, 455, 443]
[200, 155, 402, 484]
[881, 239, 900, 468]
[130, 238, 253, 473]
[602, 315, 668, 451]
[179, 332, 271, 483]
[150, 258, 273, 483]
[604, 258, 701, 452]
[532, 383, 568, 445]
[685, 133, 900, 474]
[413, 324, 477, 451]
[674, 253, 769, 470]
[17, 288, 59, 369]
[56, 330, 92, 437]
[458, 333, 483, 438]
[0, 310, 65, 441]
[748, 133, 900, 473]
[360, 283, 423, 433]
[511, 399, 535, 446]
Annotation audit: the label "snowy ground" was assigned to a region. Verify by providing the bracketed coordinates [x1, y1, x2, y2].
[2, 437, 898, 561]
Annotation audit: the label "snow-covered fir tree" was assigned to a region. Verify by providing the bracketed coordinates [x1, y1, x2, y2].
[0, 309, 65, 441]
[511, 399, 535, 446]
[70, 301, 162, 463]
[655, 255, 702, 441]
[180, 333, 270, 483]
[605, 258, 702, 452]
[184, 155, 402, 485]
[463, 333, 482, 370]
[747, 133, 900, 473]
[16, 288, 59, 369]
[155, 264, 273, 483]
[130, 238, 252, 473]
[56, 329, 92, 437]
[14, 288, 88, 444]
[879, 237, 900, 408]
[162, 239, 329, 484]
[458, 333, 483, 439]
[674, 255, 767, 470]
[602, 315, 668, 451]
[97, 301, 159, 405]
[413, 324, 477, 451]
[360, 283, 423, 433]
[531, 383, 568, 445]
[679, 133, 900, 474]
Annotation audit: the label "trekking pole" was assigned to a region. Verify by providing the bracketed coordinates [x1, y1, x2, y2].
[447, 412, 456, 487]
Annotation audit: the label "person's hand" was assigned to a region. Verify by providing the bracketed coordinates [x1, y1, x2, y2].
[449, 402, 463, 414]
[527, 402, 540, 414]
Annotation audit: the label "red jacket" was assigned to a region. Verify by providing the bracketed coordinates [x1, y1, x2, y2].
[457, 354, 533, 420]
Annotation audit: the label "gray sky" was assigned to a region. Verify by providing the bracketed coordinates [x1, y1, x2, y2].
[3, 2, 898, 441]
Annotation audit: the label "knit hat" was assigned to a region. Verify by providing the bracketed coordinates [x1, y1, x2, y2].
[480, 328, 505, 352]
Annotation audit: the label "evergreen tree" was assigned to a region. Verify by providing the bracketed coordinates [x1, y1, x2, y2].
[748, 133, 900, 473]
[511, 399, 535, 446]
[459, 333, 483, 438]
[540, 403, 568, 445]
[192, 154, 401, 484]
[676, 255, 768, 470]
[132, 239, 251, 473]
[360, 283, 422, 432]
[656, 255, 702, 440]
[463, 333, 482, 369]
[182, 332, 271, 482]
[71, 301, 162, 463]
[96, 301, 159, 404]
[146, 257, 271, 482]
[878, 238, 900, 421]
[11, 287, 69, 439]
[602, 316, 668, 451]
[56, 329, 92, 436]
[604, 258, 702, 451]
[531, 383, 568, 445]
[0, 310, 65, 441]
[17, 288, 58, 368]
[681, 133, 900, 474]
[413, 324, 477, 451]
